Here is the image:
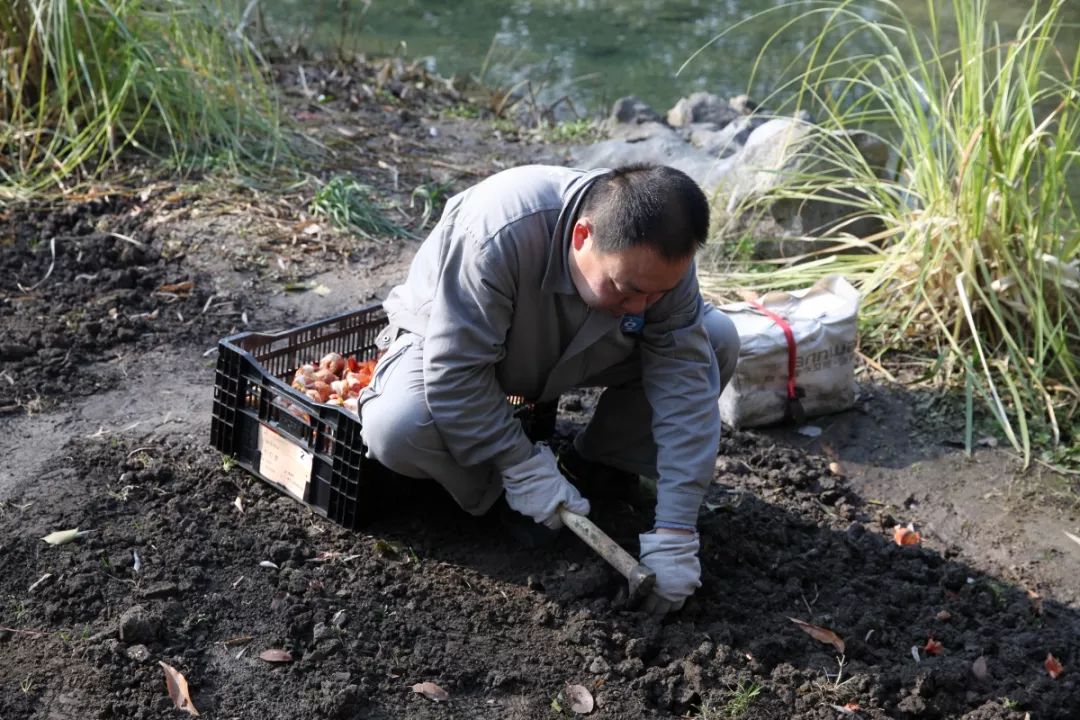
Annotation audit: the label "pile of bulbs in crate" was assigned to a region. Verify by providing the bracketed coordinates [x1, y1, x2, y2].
[290, 352, 377, 415]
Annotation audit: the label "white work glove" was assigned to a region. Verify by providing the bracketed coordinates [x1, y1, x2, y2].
[639, 531, 701, 615]
[502, 443, 591, 530]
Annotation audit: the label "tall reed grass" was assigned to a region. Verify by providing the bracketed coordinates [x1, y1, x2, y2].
[0, 0, 283, 198]
[698, 0, 1080, 466]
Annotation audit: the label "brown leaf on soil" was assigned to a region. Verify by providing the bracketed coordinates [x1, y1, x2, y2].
[789, 617, 845, 654]
[258, 649, 293, 663]
[565, 684, 595, 714]
[893, 523, 921, 546]
[411, 681, 449, 702]
[159, 661, 200, 716]
[923, 638, 944, 655]
[972, 656, 988, 680]
[158, 280, 194, 294]
[1045, 653, 1064, 679]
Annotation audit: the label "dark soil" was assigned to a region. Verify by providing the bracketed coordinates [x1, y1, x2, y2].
[2, 55, 1078, 720]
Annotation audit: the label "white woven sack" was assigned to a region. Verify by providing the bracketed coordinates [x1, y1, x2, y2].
[717, 275, 860, 428]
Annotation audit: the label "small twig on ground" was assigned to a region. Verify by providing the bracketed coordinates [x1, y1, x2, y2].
[0, 626, 46, 637]
[107, 232, 144, 247]
[856, 350, 897, 383]
[17, 237, 56, 292]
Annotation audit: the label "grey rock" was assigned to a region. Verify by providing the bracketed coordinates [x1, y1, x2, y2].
[667, 92, 741, 128]
[588, 656, 611, 674]
[608, 95, 665, 126]
[572, 132, 737, 196]
[686, 116, 756, 158]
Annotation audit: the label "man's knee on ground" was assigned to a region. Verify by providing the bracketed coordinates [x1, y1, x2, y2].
[703, 307, 741, 389]
[360, 392, 434, 474]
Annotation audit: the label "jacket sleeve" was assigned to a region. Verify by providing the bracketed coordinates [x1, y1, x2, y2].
[421, 223, 536, 472]
[640, 263, 722, 529]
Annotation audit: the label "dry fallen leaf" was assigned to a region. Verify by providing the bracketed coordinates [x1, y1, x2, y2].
[923, 638, 944, 655]
[565, 684, 595, 714]
[789, 618, 845, 654]
[411, 681, 449, 702]
[259, 649, 293, 663]
[893, 523, 921, 546]
[1045, 653, 1064, 679]
[972, 656, 988, 680]
[159, 661, 200, 716]
[41, 528, 86, 545]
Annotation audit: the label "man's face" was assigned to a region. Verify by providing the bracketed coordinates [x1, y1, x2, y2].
[568, 218, 691, 317]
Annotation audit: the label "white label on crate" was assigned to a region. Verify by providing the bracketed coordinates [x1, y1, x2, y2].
[258, 425, 312, 502]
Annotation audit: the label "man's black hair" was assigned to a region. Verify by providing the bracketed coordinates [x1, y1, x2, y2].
[579, 163, 709, 260]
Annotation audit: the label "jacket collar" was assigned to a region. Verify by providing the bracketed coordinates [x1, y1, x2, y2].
[541, 167, 612, 295]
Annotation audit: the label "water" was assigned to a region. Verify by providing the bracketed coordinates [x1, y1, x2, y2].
[264, 0, 1080, 117]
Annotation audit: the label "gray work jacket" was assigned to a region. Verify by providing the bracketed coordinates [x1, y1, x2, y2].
[383, 165, 721, 528]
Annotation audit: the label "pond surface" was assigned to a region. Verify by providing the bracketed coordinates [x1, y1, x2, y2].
[265, 0, 1080, 116]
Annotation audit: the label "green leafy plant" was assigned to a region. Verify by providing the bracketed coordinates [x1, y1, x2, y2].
[0, 0, 284, 198]
[540, 118, 599, 144]
[410, 180, 455, 231]
[697, 0, 1080, 466]
[310, 175, 411, 240]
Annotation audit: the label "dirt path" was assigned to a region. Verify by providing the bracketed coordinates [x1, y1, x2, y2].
[2, 58, 1078, 720]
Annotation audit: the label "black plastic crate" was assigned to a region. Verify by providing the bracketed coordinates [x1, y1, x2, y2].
[210, 303, 557, 530]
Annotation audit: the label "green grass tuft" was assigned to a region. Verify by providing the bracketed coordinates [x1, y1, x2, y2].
[310, 175, 412, 240]
[698, 0, 1080, 467]
[0, 0, 284, 198]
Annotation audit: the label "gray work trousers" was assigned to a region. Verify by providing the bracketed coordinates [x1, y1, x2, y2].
[358, 305, 740, 516]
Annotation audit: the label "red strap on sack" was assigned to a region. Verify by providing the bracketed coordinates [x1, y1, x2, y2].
[749, 300, 805, 423]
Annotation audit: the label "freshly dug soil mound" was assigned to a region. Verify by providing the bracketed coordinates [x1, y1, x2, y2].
[1, 421, 1075, 719]
[0, 198, 247, 410]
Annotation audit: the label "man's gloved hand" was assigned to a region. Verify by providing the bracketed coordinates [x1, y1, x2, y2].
[502, 443, 591, 529]
[639, 530, 701, 615]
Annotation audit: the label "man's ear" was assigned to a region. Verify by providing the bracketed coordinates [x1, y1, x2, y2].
[571, 218, 592, 251]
